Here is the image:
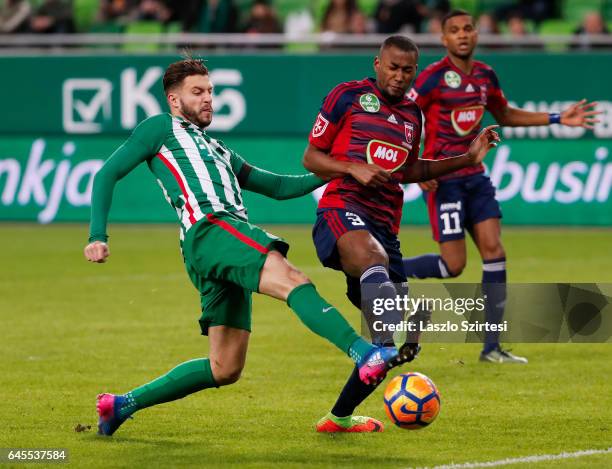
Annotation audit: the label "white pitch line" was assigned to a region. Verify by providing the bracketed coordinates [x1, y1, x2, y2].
[422, 447, 612, 469]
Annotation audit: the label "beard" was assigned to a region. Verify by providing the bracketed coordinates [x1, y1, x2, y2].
[180, 100, 213, 128]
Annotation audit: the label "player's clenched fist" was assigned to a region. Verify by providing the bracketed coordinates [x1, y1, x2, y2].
[418, 179, 438, 192]
[84, 241, 110, 263]
[466, 125, 501, 165]
[348, 163, 391, 188]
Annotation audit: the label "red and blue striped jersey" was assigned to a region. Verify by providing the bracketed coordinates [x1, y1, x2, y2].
[408, 56, 508, 180]
[309, 78, 422, 234]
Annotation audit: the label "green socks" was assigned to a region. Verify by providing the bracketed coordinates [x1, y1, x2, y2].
[286, 283, 374, 362]
[119, 358, 216, 419]
[116, 284, 376, 420]
[348, 337, 375, 363]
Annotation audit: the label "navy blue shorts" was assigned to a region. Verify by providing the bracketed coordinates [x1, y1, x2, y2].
[312, 209, 408, 337]
[312, 208, 407, 308]
[424, 173, 502, 243]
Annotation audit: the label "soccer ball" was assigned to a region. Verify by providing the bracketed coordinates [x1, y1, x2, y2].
[383, 372, 441, 429]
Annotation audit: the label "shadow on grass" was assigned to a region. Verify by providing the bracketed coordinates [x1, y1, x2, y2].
[81, 434, 195, 448]
[81, 432, 418, 467]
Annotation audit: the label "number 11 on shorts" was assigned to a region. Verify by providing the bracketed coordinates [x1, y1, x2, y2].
[440, 212, 462, 235]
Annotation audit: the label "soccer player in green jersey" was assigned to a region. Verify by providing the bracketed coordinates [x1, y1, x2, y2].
[84, 58, 422, 436]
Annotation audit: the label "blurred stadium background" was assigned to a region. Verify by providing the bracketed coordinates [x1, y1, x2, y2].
[0, 0, 610, 228]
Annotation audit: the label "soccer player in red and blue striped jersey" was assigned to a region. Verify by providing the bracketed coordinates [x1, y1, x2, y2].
[402, 10, 600, 363]
[303, 36, 501, 432]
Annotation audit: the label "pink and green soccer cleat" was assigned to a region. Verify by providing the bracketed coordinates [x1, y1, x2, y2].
[316, 414, 384, 433]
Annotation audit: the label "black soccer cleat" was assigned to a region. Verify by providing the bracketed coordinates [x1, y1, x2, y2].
[389, 343, 421, 367]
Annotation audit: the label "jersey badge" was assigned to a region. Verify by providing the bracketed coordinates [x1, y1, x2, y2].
[480, 84, 488, 105]
[444, 70, 461, 89]
[407, 88, 418, 101]
[404, 122, 414, 144]
[359, 93, 381, 113]
[312, 113, 330, 138]
[451, 105, 484, 136]
[366, 140, 409, 172]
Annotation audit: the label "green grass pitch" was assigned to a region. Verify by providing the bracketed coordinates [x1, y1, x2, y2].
[0, 224, 610, 468]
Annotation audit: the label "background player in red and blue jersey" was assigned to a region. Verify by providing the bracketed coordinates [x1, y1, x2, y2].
[402, 10, 601, 364]
[303, 36, 501, 432]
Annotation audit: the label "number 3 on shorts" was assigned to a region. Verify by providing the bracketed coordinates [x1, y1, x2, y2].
[345, 212, 365, 226]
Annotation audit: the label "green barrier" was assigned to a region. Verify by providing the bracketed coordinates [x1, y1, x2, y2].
[2, 53, 611, 138]
[0, 136, 609, 225]
[0, 53, 610, 225]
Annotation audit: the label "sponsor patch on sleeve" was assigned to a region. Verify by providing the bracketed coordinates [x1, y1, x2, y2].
[311, 113, 330, 138]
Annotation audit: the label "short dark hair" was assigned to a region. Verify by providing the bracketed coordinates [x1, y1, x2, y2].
[163, 59, 209, 94]
[441, 9, 473, 29]
[380, 35, 419, 58]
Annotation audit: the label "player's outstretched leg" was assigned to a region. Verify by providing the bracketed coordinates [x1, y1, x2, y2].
[97, 326, 249, 436]
[96, 358, 217, 436]
[259, 251, 402, 385]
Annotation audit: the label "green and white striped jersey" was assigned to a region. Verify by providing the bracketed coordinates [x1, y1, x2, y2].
[89, 112, 324, 243]
[147, 113, 248, 231]
[89, 112, 250, 241]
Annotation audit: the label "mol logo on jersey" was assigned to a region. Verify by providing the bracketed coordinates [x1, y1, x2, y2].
[366, 140, 409, 172]
[451, 105, 484, 136]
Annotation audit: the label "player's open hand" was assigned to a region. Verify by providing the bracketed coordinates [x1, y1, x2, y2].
[349, 163, 392, 187]
[561, 99, 601, 129]
[84, 241, 110, 263]
[467, 125, 501, 164]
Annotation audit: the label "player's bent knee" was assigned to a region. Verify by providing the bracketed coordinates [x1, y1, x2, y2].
[482, 244, 505, 260]
[265, 251, 311, 284]
[211, 361, 243, 386]
[447, 268, 463, 278]
[346, 249, 388, 274]
[445, 260, 466, 277]
[365, 249, 389, 268]
[287, 267, 310, 287]
[338, 233, 388, 273]
[213, 368, 242, 386]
